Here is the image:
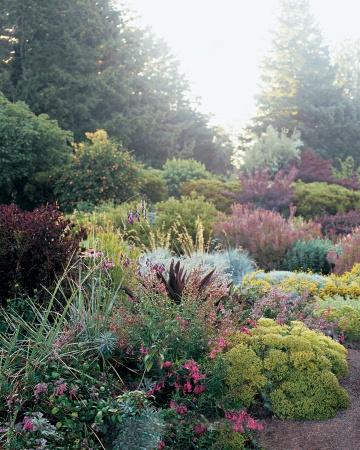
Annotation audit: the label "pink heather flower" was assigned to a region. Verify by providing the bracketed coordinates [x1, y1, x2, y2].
[140, 343, 149, 356]
[247, 417, 264, 431]
[194, 423, 207, 435]
[176, 404, 188, 415]
[163, 361, 173, 369]
[210, 348, 220, 359]
[54, 382, 67, 396]
[23, 416, 35, 432]
[225, 410, 264, 433]
[33, 383, 48, 399]
[157, 441, 166, 450]
[193, 384, 206, 395]
[218, 337, 227, 348]
[169, 400, 177, 410]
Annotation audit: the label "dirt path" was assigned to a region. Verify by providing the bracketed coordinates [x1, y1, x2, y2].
[259, 349, 360, 450]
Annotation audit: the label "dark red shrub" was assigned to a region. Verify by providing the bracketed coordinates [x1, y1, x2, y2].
[237, 167, 297, 212]
[0, 204, 83, 304]
[317, 210, 360, 239]
[296, 149, 333, 183]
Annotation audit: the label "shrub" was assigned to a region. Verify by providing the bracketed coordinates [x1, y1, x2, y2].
[214, 204, 320, 270]
[319, 264, 360, 298]
[181, 178, 240, 213]
[223, 319, 349, 419]
[283, 239, 334, 274]
[327, 228, 360, 274]
[293, 181, 360, 218]
[0, 93, 72, 209]
[56, 130, 141, 211]
[139, 168, 168, 203]
[237, 168, 296, 212]
[296, 148, 333, 183]
[241, 125, 302, 175]
[318, 210, 360, 238]
[162, 158, 212, 197]
[139, 248, 255, 286]
[155, 196, 218, 244]
[0, 204, 82, 304]
[314, 295, 360, 342]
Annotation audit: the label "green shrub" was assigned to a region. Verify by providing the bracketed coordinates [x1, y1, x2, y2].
[56, 130, 141, 211]
[293, 181, 360, 218]
[0, 93, 72, 209]
[223, 319, 349, 419]
[181, 178, 240, 213]
[283, 239, 334, 274]
[155, 196, 219, 243]
[162, 158, 212, 197]
[315, 295, 360, 341]
[139, 168, 168, 203]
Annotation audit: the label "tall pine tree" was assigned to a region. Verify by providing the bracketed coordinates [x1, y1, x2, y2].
[243, 0, 360, 162]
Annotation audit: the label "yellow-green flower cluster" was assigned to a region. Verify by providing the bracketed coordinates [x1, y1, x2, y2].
[319, 264, 360, 299]
[223, 319, 349, 420]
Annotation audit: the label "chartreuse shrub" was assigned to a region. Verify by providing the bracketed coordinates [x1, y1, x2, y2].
[319, 264, 360, 299]
[162, 158, 212, 197]
[181, 178, 240, 213]
[223, 319, 349, 419]
[314, 295, 360, 342]
[293, 181, 360, 218]
[283, 239, 334, 274]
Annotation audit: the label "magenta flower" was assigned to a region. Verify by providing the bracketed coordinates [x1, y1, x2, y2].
[162, 361, 173, 369]
[194, 423, 207, 435]
[54, 382, 67, 396]
[157, 441, 166, 450]
[23, 416, 35, 432]
[193, 384, 206, 395]
[140, 343, 149, 356]
[33, 383, 48, 399]
[102, 259, 115, 270]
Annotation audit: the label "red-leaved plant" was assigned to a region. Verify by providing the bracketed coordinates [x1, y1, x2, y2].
[0, 204, 83, 304]
[327, 227, 360, 274]
[214, 204, 321, 270]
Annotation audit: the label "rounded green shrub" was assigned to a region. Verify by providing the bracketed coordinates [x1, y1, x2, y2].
[293, 181, 360, 218]
[155, 196, 219, 242]
[181, 178, 240, 213]
[223, 319, 349, 419]
[139, 168, 168, 203]
[162, 158, 212, 197]
[283, 238, 334, 274]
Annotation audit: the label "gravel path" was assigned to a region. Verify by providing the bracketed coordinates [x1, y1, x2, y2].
[259, 349, 360, 450]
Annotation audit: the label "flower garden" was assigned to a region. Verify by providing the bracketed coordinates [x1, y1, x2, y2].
[1, 189, 360, 450]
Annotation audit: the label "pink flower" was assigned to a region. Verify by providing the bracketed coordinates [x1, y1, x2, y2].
[240, 326, 252, 335]
[182, 380, 193, 394]
[23, 416, 35, 432]
[194, 423, 207, 435]
[103, 259, 115, 270]
[193, 384, 206, 395]
[33, 383, 48, 399]
[225, 410, 263, 433]
[163, 361, 173, 369]
[140, 343, 149, 356]
[54, 382, 67, 396]
[158, 441, 166, 450]
[176, 404, 188, 415]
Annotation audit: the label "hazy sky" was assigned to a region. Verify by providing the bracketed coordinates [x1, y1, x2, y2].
[125, 0, 360, 131]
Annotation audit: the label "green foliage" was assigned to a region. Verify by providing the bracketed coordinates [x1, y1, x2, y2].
[181, 178, 240, 213]
[242, 0, 360, 162]
[315, 296, 360, 341]
[113, 407, 166, 450]
[0, 0, 234, 170]
[242, 125, 302, 175]
[155, 196, 218, 243]
[283, 239, 334, 274]
[139, 168, 168, 203]
[0, 93, 71, 208]
[162, 159, 212, 197]
[293, 181, 360, 218]
[223, 319, 349, 419]
[56, 130, 140, 211]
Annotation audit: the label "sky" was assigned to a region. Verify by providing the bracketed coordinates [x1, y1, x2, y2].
[125, 0, 360, 131]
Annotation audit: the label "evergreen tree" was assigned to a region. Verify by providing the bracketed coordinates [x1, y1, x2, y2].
[0, 0, 234, 170]
[243, 0, 360, 162]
